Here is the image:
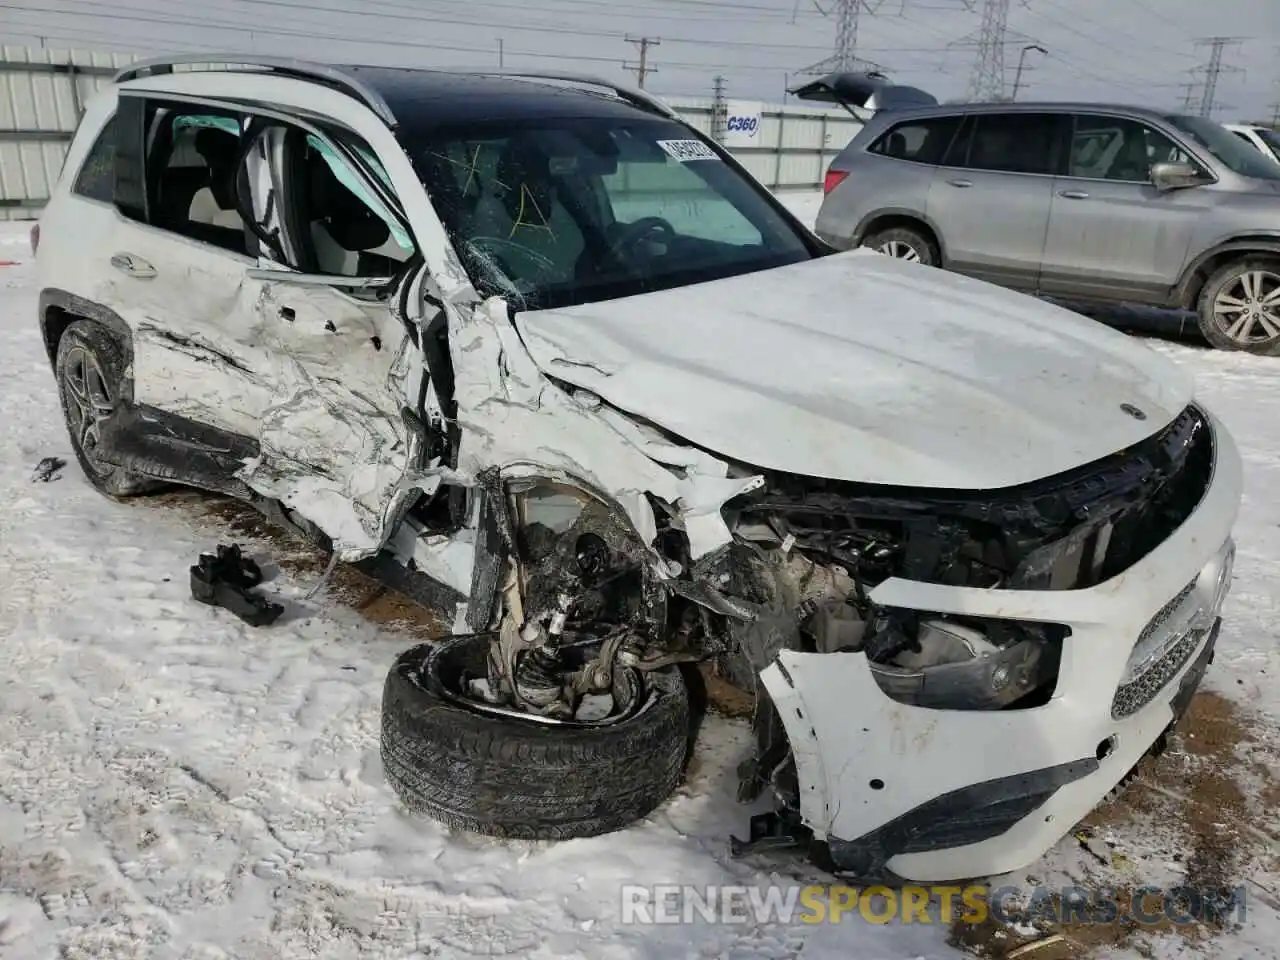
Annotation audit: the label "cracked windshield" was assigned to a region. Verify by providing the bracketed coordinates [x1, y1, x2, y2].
[409, 116, 812, 309]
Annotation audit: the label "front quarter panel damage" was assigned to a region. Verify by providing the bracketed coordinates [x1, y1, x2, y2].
[448, 296, 760, 562]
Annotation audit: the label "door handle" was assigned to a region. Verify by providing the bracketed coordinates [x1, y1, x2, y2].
[948, 178, 973, 188]
[109, 252, 156, 278]
[1057, 190, 1090, 199]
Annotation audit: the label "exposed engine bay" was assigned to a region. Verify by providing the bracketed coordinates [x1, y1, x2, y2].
[464, 401, 1213, 807]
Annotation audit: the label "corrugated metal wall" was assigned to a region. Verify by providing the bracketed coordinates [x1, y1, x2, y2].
[0, 46, 139, 220]
[0, 44, 858, 219]
[666, 98, 863, 192]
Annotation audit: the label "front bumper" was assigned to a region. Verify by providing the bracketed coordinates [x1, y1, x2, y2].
[758, 410, 1242, 883]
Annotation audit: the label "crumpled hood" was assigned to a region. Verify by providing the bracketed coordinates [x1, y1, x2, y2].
[514, 251, 1195, 490]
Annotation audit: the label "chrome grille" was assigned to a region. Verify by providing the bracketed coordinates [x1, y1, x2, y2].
[1111, 578, 1200, 720]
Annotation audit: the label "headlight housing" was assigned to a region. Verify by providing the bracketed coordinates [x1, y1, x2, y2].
[865, 613, 1065, 710]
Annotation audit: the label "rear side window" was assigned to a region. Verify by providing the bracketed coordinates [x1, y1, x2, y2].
[944, 113, 1060, 175]
[72, 113, 117, 202]
[867, 116, 962, 165]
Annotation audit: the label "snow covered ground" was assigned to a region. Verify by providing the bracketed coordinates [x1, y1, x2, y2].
[2, 199, 1279, 960]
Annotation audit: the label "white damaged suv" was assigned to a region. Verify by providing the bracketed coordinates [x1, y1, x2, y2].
[35, 55, 1241, 882]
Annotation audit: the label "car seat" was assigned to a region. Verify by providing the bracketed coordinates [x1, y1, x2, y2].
[307, 153, 405, 276]
[465, 138, 583, 285]
[1109, 134, 1152, 182]
[184, 129, 246, 232]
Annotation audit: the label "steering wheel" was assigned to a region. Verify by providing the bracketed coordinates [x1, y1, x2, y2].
[607, 216, 677, 260]
[467, 236, 559, 284]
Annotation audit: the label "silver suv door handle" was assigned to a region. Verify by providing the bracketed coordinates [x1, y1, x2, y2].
[110, 252, 157, 278]
[1057, 190, 1090, 199]
[947, 178, 973, 188]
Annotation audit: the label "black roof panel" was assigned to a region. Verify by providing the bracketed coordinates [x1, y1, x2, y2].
[338, 66, 660, 129]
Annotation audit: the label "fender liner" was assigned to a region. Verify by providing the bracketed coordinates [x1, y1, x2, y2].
[38, 289, 134, 369]
[1175, 237, 1280, 309]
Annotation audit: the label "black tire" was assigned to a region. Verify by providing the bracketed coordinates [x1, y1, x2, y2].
[1196, 258, 1280, 355]
[381, 634, 691, 840]
[54, 320, 159, 498]
[861, 225, 939, 267]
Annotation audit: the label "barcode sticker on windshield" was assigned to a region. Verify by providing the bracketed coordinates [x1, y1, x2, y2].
[657, 139, 718, 162]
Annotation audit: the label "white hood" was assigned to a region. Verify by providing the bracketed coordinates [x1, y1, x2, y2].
[514, 251, 1195, 490]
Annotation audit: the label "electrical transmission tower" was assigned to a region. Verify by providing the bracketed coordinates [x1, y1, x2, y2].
[944, 0, 1037, 102]
[623, 35, 660, 88]
[711, 75, 728, 143]
[797, 0, 886, 75]
[1188, 37, 1246, 117]
[965, 0, 1011, 101]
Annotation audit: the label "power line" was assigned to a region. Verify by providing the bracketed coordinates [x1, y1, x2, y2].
[623, 35, 660, 88]
[9, 0, 879, 56]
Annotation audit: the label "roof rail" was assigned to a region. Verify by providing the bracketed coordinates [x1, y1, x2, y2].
[460, 69, 680, 119]
[112, 54, 398, 128]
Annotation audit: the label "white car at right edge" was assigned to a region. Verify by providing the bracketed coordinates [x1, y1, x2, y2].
[34, 54, 1242, 885]
[1225, 122, 1280, 164]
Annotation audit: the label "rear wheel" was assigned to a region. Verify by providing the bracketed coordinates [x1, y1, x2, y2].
[54, 320, 159, 498]
[1196, 259, 1280, 354]
[862, 225, 939, 267]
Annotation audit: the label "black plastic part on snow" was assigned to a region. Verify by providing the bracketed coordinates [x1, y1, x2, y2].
[190, 543, 284, 627]
[819, 757, 1099, 883]
[31, 456, 67, 482]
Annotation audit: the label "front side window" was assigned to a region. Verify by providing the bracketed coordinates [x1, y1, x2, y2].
[868, 116, 962, 165]
[1163, 114, 1280, 181]
[406, 116, 813, 310]
[291, 130, 416, 278]
[1068, 115, 1195, 182]
[946, 113, 1060, 175]
[72, 112, 117, 202]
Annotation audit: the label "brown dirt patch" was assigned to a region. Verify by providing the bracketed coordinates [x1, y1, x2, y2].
[952, 690, 1277, 958]
[699, 663, 756, 719]
[150, 489, 446, 638]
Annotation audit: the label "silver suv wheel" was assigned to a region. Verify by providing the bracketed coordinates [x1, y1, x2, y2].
[1212, 269, 1280, 345]
[1197, 259, 1280, 355]
[861, 225, 938, 267]
[878, 239, 922, 262]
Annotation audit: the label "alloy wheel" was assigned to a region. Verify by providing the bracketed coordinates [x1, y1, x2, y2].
[878, 239, 922, 262]
[1213, 269, 1280, 345]
[61, 344, 115, 474]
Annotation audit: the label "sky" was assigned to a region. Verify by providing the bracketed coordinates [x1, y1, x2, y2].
[2, 0, 1278, 122]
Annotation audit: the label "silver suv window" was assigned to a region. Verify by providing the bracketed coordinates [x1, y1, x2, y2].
[941, 113, 1060, 175]
[1067, 115, 1199, 182]
[867, 115, 962, 164]
[1164, 114, 1280, 181]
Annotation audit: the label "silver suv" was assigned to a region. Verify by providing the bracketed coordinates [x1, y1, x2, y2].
[816, 102, 1280, 354]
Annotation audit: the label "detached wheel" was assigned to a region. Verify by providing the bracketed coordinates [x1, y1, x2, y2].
[862, 225, 938, 266]
[54, 320, 159, 498]
[1197, 259, 1280, 354]
[381, 634, 690, 840]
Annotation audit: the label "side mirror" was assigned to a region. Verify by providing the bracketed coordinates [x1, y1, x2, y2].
[246, 266, 396, 293]
[1150, 161, 1205, 192]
